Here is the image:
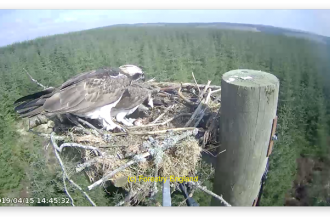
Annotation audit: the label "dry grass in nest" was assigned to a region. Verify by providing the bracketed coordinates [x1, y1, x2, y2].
[160, 138, 201, 178]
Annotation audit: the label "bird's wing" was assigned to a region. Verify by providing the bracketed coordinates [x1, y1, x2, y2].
[113, 84, 150, 110]
[43, 76, 131, 114]
[60, 67, 125, 90]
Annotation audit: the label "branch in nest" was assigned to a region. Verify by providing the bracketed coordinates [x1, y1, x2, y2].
[28, 130, 66, 141]
[191, 72, 201, 94]
[115, 127, 200, 136]
[75, 154, 119, 173]
[62, 173, 75, 206]
[205, 88, 212, 104]
[193, 105, 208, 128]
[74, 134, 105, 144]
[185, 87, 216, 128]
[88, 129, 199, 191]
[75, 156, 103, 173]
[188, 181, 231, 207]
[185, 101, 206, 127]
[210, 88, 221, 95]
[150, 81, 221, 90]
[57, 142, 104, 156]
[50, 131, 104, 160]
[50, 133, 97, 206]
[178, 86, 197, 106]
[88, 152, 150, 190]
[23, 68, 48, 90]
[150, 105, 175, 124]
[77, 118, 104, 136]
[128, 113, 192, 130]
[199, 80, 211, 100]
[146, 78, 156, 82]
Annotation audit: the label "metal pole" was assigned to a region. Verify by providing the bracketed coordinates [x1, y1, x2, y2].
[162, 179, 171, 206]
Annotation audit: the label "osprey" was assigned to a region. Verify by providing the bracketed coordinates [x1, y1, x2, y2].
[111, 83, 154, 126]
[14, 65, 144, 131]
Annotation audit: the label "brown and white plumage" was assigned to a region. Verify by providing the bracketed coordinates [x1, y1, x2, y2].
[14, 65, 144, 130]
[111, 83, 153, 126]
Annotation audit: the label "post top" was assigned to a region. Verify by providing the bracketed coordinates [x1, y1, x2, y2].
[222, 69, 279, 87]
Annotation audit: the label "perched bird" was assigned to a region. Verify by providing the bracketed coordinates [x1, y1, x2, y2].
[14, 65, 144, 131]
[111, 83, 154, 126]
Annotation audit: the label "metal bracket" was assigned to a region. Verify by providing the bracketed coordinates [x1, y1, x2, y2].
[267, 116, 278, 157]
[253, 117, 278, 207]
[252, 198, 258, 206]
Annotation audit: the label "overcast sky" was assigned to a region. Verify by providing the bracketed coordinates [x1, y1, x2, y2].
[0, 9, 329, 47]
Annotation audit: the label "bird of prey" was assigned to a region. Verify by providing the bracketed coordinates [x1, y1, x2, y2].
[111, 83, 154, 126]
[14, 65, 144, 131]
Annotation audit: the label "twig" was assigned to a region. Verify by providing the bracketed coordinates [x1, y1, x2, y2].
[147, 78, 156, 82]
[88, 152, 150, 190]
[199, 80, 211, 100]
[75, 156, 104, 173]
[62, 173, 75, 206]
[77, 118, 104, 136]
[191, 72, 201, 94]
[128, 113, 192, 130]
[75, 154, 119, 173]
[58, 143, 104, 156]
[179, 167, 215, 206]
[205, 88, 212, 104]
[115, 127, 200, 136]
[185, 101, 205, 127]
[150, 81, 221, 90]
[215, 149, 226, 157]
[193, 105, 208, 128]
[28, 130, 66, 141]
[188, 181, 231, 206]
[186, 86, 214, 128]
[210, 88, 221, 95]
[151, 105, 175, 124]
[23, 68, 47, 90]
[193, 88, 213, 127]
[50, 135, 97, 206]
[74, 135, 105, 144]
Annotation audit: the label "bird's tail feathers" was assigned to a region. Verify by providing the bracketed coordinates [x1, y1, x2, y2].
[19, 106, 44, 118]
[13, 87, 55, 105]
[14, 87, 54, 118]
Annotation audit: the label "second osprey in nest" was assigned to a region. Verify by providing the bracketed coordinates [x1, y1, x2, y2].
[111, 83, 154, 126]
[14, 65, 145, 131]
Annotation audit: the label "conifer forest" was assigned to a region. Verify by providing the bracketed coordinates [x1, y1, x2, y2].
[1, 24, 330, 206]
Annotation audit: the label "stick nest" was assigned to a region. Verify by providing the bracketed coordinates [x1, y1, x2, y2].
[28, 79, 222, 205]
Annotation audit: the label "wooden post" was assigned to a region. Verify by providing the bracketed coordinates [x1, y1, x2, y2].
[211, 69, 279, 206]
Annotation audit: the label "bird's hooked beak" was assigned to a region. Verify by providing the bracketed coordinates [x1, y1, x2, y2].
[140, 72, 145, 82]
